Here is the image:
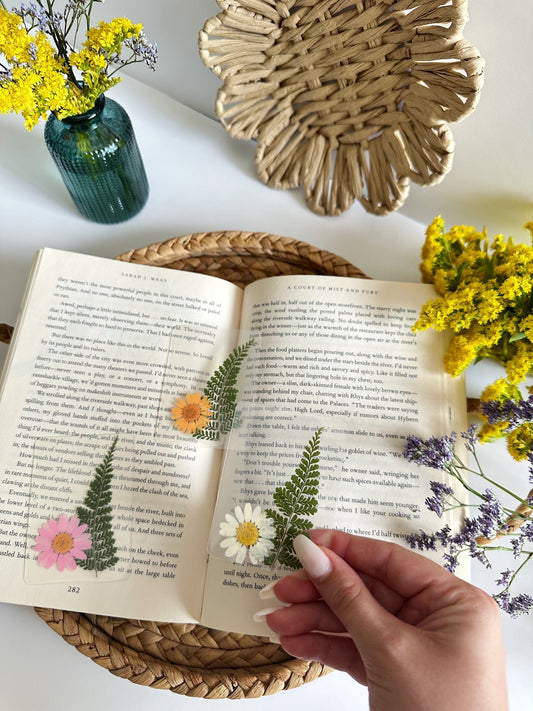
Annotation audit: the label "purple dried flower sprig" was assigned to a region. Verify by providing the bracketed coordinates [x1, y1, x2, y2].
[404, 432, 456, 470]
[479, 394, 533, 429]
[404, 428, 533, 616]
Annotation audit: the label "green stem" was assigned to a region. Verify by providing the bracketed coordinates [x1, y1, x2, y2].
[452, 453, 525, 504]
[38, 0, 78, 88]
[107, 55, 140, 79]
[447, 465, 486, 502]
[498, 551, 533, 594]
[480, 545, 533, 554]
[443, 502, 520, 520]
[269, 516, 294, 570]
[85, 0, 94, 33]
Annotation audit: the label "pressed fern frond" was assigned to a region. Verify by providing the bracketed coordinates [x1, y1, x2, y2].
[194, 338, 255, 441]
[265, 428, 323, 569]
[77, 435, 119, 574]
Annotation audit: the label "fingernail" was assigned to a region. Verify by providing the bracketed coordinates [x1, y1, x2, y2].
[268, 633, 281, 644]
[253, 607, 280, 622]
[293, 534, 331, 579]
[258, 580, 278, 600]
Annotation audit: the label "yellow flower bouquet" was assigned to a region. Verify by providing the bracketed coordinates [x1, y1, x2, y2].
[410, 218, 533, 613]
[0, 0, 157, 129]
[414, 216, 533, 453]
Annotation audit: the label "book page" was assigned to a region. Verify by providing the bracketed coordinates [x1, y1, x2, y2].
[200, 275, 467, 636]
[0, 248, 242, 621]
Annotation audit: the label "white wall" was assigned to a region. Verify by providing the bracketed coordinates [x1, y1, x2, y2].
[96, 0, 223, 118]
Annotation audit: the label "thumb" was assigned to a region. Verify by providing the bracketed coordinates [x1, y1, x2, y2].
[293, 534, 398, 654]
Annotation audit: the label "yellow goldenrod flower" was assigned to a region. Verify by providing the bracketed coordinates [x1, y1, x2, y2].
[416, 216, 533, 384]
[416, 216, 533, 449]
[506, 423, 533, 461]
[0, 9, 69, 129]
[505, 341, 533, 385]
[443, 334, 478, 377]
[520, 315, 533, 343]
[480, 378, 521, 405]
[477, 421, 510, 444]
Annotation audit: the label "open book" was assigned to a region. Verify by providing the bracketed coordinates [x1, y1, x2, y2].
[0, 248, 467, 637]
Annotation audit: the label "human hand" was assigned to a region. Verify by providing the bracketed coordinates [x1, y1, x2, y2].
[259, 530, 508, 711]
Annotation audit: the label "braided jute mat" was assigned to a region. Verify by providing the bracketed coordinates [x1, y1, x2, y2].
[1, 232, 367, 698]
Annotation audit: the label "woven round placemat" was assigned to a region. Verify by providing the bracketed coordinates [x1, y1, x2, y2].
[199, 0, 484, 217]
[5, 231, 367, 699]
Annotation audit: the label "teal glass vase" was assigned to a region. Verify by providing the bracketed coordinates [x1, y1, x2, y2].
[44, 95, 149, 224]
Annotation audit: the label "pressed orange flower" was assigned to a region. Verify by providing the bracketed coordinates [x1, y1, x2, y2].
[171, 392, 212, 434]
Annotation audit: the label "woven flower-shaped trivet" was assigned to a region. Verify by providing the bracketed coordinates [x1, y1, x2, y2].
[199, 0, 484, 216]
[0, 232, 369, 699]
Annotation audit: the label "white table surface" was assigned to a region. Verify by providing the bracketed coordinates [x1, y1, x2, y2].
[1, 38, 532, 711]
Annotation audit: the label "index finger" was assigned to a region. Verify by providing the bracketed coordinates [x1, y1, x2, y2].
[310, 529, 455, 600]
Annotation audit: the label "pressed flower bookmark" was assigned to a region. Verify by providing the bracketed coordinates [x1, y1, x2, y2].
[217, 428, 323, 570]
[32, 435, 119, 575]
[170, 338, 254, 441]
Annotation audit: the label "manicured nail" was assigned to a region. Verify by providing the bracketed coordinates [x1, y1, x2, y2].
[259, 580, 278, 600]
[253, 607, 280, 622]
[268, 633, 281, 644]
[293, 534, 331, 579]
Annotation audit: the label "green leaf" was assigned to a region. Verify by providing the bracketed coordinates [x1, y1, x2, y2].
[509, 332, 526, 343]
[76, 435, 119, 574]
[265, 428, 323, 570]
[193, 338, 255, 441]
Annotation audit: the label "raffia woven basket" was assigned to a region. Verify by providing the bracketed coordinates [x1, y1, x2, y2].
[199, 0, 484, 216]
[0, 232, 367, 699]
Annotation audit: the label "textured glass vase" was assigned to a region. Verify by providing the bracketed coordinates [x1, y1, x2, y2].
[44, 95, 149, 224]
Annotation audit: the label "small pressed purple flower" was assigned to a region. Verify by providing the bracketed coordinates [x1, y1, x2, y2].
[404, 433, 456, 470]
[443, 550, 459, 573]
[527, 453, 533, 485]
[520, 522, 533, 542]
[480, 394, 533, 429]
[425, 481, 454, 517]
[477, 489, 505, 540]
[467, 538, 491, 568]
[497, 591, 533, 617]
[496, 569, 513, 587]
[123, 32, 159, 71]
[479, 399, 508, 425]
[404, 530, 438, 552]
[435, 525, 452, 546]
[460, 424, 478, 451]
[511, 397, 533, 425]
[28, 41, 38, 61]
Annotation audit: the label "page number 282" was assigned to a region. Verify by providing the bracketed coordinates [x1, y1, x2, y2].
[67, 585, 80, 593]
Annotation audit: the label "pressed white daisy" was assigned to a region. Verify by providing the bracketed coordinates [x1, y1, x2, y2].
[219, 503, 276, 565]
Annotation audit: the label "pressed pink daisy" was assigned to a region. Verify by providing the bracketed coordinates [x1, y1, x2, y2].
[33, 514, 92, 571]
